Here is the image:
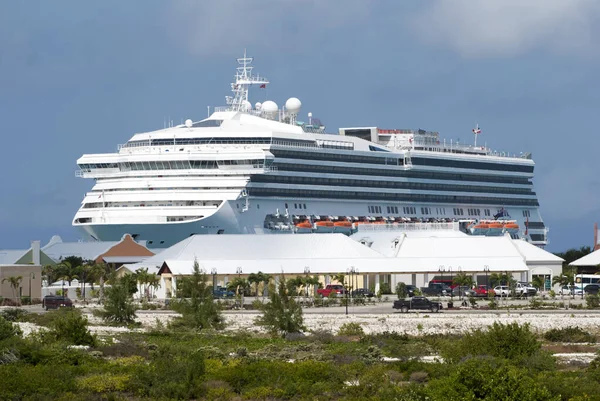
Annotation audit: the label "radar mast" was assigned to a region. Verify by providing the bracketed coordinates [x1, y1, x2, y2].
[225, 50, 269, 111]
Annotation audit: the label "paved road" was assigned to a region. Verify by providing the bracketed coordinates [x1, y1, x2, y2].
[7, 296, 595, 316]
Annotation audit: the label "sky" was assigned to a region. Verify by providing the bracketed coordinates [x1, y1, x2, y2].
[1, 0, 600, 253]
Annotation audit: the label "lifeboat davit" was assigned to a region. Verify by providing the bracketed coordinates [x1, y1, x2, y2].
[315, 220, 335, 233]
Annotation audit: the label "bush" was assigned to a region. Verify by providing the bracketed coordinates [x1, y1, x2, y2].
[1, 308, 28, 322]
[543, 327, 596, 343]
[396, 283, 407, 299]
[338, 322, 364, 337]
[380, 282, 392, 295]
[0, 315, 21, 341]
[255, 275, 305, 337]
[441, 322, 542, 364]
[586, 294, 600, 309]
[48, 309, 96, 346]
[99, 276, 137, 326]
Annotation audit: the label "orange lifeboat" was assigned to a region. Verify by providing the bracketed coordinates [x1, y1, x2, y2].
[503, 222, 519, 234]
[315, 221, 334, 227]
[334, 221, 352, 228]
[315, 220, 335, 233]
[487, 221, 504, 235]
[295, 221, 312, 229]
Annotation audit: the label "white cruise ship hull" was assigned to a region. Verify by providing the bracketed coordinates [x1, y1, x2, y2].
[76, 198, 546, 248]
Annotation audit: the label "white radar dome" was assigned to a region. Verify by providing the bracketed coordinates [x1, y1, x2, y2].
[185, 119, 193, 128]
[261, 100, 278, 117]
[308, 112, 313, 117]
[255, 102, 262, 110]
[242, 100, 252, 111]
[285, 97, 301, 114]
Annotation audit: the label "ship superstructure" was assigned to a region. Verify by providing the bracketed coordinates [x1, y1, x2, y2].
[73, 53, 547, 248]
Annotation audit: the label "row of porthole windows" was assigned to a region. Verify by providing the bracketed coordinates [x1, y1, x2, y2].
[250, 174, 534, 195]
[273, 162, 533, 185]
[83, 201, 221, 209]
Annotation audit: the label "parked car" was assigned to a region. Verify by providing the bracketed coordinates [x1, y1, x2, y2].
[493, 286, 510, 297]
[42, 295, 73, 310]
[474, 285, 495, 297]
[393, 296, 443, 313]
[421, 282, 452, 297]
[351, 288, 374, 298]
[452, 286, 476, 298]
[213, 286, 235, 299]
[317, 284, 347, 297]
[559, 285, 583, 296]
[515, 282, 538, 297]
[405, 285, 418, 297]
[584, 284, 600, 295]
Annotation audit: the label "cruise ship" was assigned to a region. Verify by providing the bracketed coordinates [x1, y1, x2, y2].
[73, 53, 547, 248]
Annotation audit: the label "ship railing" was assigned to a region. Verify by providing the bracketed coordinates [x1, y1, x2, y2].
[356, 222, 460, 232]
[75, 170, 85, 177]
[409, 140, 528, 159]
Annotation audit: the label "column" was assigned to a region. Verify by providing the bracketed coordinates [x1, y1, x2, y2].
[375, 274, 380, 294]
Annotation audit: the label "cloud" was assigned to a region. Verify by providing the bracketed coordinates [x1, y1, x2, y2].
[413, 0, 600, 57]
[163, 0, 372, 56]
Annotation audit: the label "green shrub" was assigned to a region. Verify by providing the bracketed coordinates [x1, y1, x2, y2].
[77, 373, 130, 393]
[441, 322, 542, 364]
[255, 276, 305, 337]
[99, 276, 137, 326]
[338, 322, 364, 337]
[48, 309, 96, 346]
[0, 315, 21, 340]
[1, 308, 28, 322]
[543, 327, 596, 343]
[380, 282, 392, 295]
[396, 283, 408, 299]
[586, 294, 600, 309]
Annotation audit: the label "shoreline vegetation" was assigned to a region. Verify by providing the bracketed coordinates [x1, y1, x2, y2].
[4, 304, 600, 400]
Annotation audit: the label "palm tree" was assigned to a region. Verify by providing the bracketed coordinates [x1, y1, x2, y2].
[227, 277, 250, 308]
[56, 261, 80, 286]
[261, 273, 273, 299]
[135, 267, 152, 301]
[89, 262, 111, 301]
[41, 264, 60, 286]
[2, 276, 23, 306]
[452, 272, 474, 300]
[149, 274, 161, 299]
[304, 275, 321, 297]
[553, 273, 571, 301]
[531, 276, 544, 293]
[332, 273, 346, 287]
[248, 272, 262, 297]
[79, 263, 93, 300]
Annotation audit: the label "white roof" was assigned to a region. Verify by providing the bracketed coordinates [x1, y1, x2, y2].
[123, 234, 385, 274]
[42, 235, 118, 262]
[570, 249, 600, 266]
[351, 229, 467, 257]
[0, 249, 28, 264]
[512, 239, 564, 264]
[393, 235, 529, 272]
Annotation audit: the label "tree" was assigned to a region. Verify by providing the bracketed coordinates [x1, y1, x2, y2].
[332, 273, 346, 288]
[2, 276, 22, 305]
[227, 277, 250, 308]
[89, 262, 111, 301]
[453, 272, 474, 299]
[173, 260, 224, 330]
[135, 267, 154, 301]
[553, 273, 572, 301]
[304, 275, 321, 297]
[99, 275, 137, 326]
[78, 262, 93, 300]
[42, 264, 61, 286]
[255, 274, 305, 337]
[555, 246, 592, 271]
[531, 276, 544, 292]
[261, 273, 273, 298]
[56, 260, 79, 286]
[248, 272, 263, 296]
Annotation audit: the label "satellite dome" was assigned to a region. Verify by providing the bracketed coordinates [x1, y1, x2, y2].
[261, 100, 278, 117]
[255, 102, 262, 110]
[308, 112, 313, 117]
[185, 119, 193, 128]
[242, 100, 252, 111]
[285, 97, 301, 114]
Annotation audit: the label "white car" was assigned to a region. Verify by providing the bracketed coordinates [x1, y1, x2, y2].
[494, 286, 510, 297]
[558, 285, 583, 296]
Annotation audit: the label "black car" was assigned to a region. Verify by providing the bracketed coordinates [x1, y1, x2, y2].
[351, 288, 375, 298]
[42, 295, 73, 310]
[406, 285, 418, 297]
[585, 284, 600, 295]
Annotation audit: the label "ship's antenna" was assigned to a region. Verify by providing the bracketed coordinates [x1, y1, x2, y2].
[472, 123, 482, 147]
[226, 50, 269, 112]
[207, 106, 210, 118]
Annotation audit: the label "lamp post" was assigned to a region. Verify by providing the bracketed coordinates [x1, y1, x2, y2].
[484, 265, 490, 293]
[211, 268, 217, 291]
[448, 266, 453, 302]
[346, 266, 357, 315]
[304, 266, 310, 297]
[438, 265, 445, 296]
[29, 272, 35, 300]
